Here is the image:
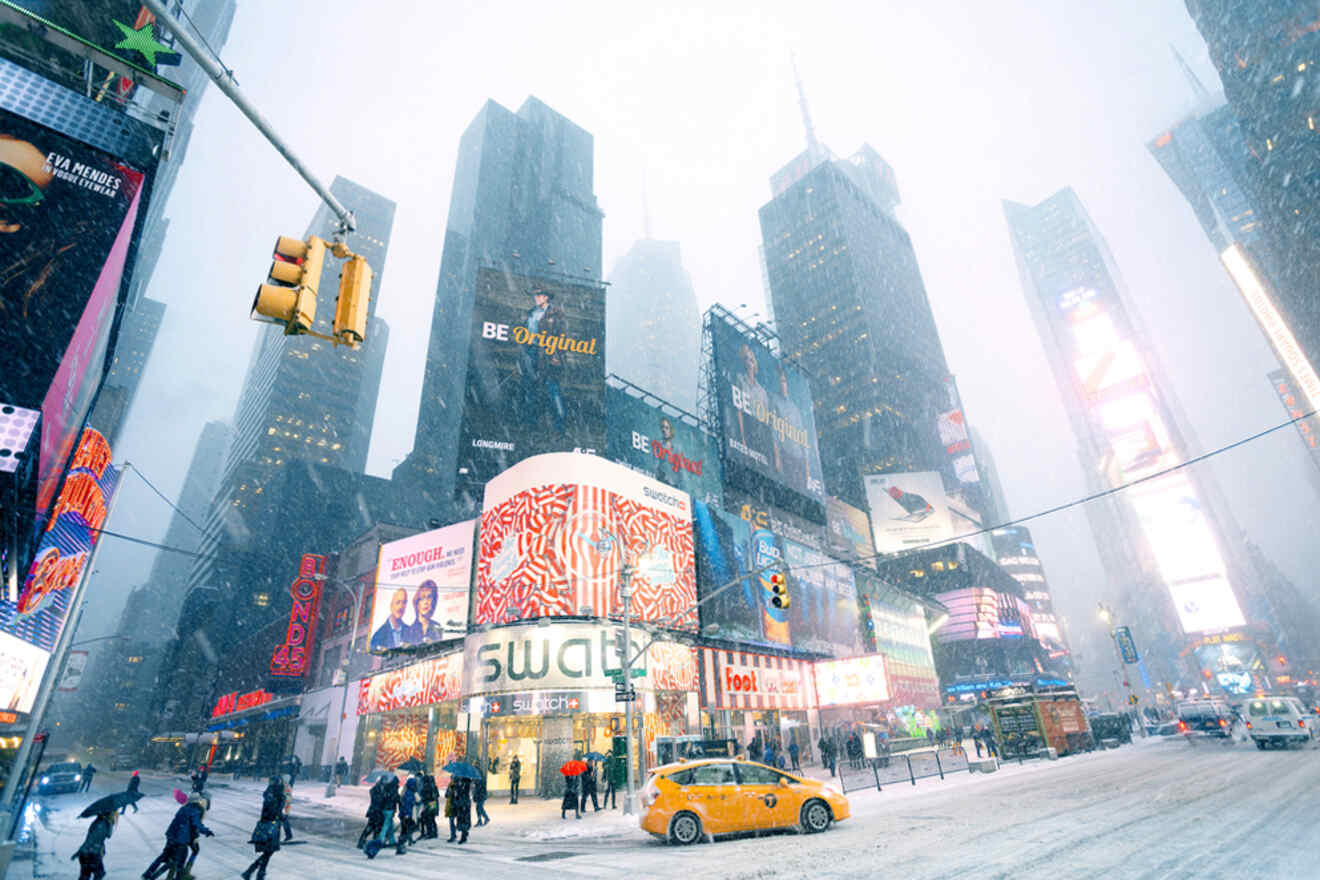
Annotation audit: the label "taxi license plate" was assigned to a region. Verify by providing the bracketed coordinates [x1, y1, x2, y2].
[1276, 721, 1293, 728]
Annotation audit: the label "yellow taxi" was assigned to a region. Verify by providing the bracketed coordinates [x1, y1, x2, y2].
[639, 757, 850, 844]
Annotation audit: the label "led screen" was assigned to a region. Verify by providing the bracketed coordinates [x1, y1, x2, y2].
[814, 653, 889, 707]
[932, 587, 1037, 644]
[604, 386, 722, 506]
[474, 453, 695, 629]
[370, 520, 476, 652]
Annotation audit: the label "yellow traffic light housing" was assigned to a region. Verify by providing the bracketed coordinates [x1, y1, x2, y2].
[332, 254, 373, 348]
[770, 572, 790, 609]
[252, 235, 326, 335]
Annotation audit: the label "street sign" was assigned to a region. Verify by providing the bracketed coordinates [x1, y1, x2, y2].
[606, 668, 646, 681]
[1113, 626, 1140, 664]
[614, 684, 638, 702]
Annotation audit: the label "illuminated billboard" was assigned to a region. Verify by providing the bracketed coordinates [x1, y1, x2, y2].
[932, 587, 1037, 644]
[1054, 286, 1245, 635]
[0, 109, 146, 517]
[370, 520, 476, 652]
[814, 654, 889, 707]
[457, 268, 606, 482]
[1268, 370, 1320, 470]
[268, 553, 326, 691]
[863, 471, 955, 554]
[825, 496, 876, 567]
[474, 453, 696, 629]
[0, 428, 118, 713]
[990, 526, 1070, 664]
[708, 314, 825, 503]
[692, 500, 859, 655]
[604, 385, 721, 506]
[358, 652, 464, 715]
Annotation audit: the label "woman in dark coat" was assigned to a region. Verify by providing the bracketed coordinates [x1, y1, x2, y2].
[418, 774, 439, 840]
[74, 811, 116, 880]
[396, 776, 418, 853]
[560, 772, 581, 820]
[241, 781, 282, 880]
[121, 771, 141, 814]
[357, 778, 385, 849]
[451, 777, 473, 844]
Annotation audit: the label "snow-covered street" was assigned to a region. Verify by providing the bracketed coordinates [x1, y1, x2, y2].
[18, 737, 1319, 879]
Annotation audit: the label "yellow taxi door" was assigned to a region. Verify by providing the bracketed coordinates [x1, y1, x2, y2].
[733, 762, 801, 831]
[685, 762, 740, 833]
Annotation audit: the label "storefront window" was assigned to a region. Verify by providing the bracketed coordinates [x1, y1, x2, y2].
[484, 716, 540, 794]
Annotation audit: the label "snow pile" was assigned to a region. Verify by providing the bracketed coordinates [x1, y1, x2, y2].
[521, 811, 641, 841]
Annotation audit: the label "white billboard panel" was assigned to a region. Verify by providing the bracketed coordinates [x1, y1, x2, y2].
[370, 520, 476, 652]
[863, 472, 955, 554]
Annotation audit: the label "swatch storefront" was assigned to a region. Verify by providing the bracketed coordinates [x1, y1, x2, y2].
[353, 652, 466, 779]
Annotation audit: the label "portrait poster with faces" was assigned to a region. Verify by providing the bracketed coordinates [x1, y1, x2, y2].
[370, 520, 476, 652]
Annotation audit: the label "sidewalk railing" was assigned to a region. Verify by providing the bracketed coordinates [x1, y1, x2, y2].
[836, 747, 969, 794]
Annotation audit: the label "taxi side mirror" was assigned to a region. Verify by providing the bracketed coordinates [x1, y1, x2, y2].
[778, 777, 790, 787]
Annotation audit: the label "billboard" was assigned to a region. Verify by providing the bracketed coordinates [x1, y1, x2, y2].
[708, 314, 825, 502]
[370, 520, 476, 652]
[458, 268, 606, 481]
[825, 497, 876, 566]
[697, 647, 814, 711]
[863, 472, 955, 554]
[268, 553, 326, 691]
[990, 526, 1070, 664]
[1268, 369, 1320, 470]
[358, 652, 464, 715]
[0, 109, 146, 517]
[0, 428, 118, 713]
[814, 654, 889, 707]
[932, 587, 1037, 644]
[857, 575, 941, 709]
[604, 386, 721, 505]
[692, 500, 858, 655]
[937, 379, 980, 485]
[474, 453, 696, 629]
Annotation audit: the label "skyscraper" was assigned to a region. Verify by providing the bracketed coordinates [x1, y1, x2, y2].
[606, 238, 701, 411]
[1183, 0, 1319, 390]
[758, 143, 966, 513]
[394, 97, 604, 515]
[87, 297, 165, 444]
[1003, 187, 1253, 685]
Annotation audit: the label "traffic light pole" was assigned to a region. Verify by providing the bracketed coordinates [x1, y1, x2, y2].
[139, 0, 356, 237]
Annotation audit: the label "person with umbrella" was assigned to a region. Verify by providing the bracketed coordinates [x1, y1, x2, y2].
[473, 763, 490, 826]
[508, 755, 521, 804]
[580, 760, 600, 813]
[73, 808, 116, 880]
[376, 770, 399, 847]
[444, 776, 457, 842]
[143, 792, 213, 880]
[357, 776, 386, 852]
[418, 772, 440, 840]
[560, 760, 585, 820]
[121, 771, 141, 814]
[396, 775, 418, 853]
[451, 776, 473, 844]
[242, 780, 282, 880]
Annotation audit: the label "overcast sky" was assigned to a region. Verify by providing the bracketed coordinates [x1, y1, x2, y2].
[82, 0, 1320, 691]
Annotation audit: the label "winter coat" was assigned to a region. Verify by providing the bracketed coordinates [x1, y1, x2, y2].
[76, 815, 113, 856]
[366, 780, 385, 821]
[165, 803, 212, 845]
[419, 775, 439, 804]
[253, 789, 283, 853]
[443, 785, 455, 818]
[561, 774, 580, 810]
[400, 777, 418, 819]
[83, 764, 97, 779]
[451, 779, 473, 832]
[126, 774, 141, 794]
[378, 775, 400, 812]
[508, 758, 521, 782]
[473, 775, 487, 803]
[581, 766, 597, 795]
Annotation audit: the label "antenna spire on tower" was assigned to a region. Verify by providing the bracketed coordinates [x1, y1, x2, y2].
[1170, 44, 1211, 105]
[791, 53, 823, 165]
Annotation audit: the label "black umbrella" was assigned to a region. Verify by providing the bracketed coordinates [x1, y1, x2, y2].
[79, 791, 141, 818]
[442, 761, 480, 779]
[397, 758, 425, 774]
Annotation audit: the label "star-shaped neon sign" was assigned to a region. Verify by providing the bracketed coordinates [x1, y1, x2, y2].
[112, 19, 180, 69]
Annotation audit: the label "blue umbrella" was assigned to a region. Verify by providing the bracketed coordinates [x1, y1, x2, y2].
[583, 752, 609, 761]
[442, 761, 480, 779]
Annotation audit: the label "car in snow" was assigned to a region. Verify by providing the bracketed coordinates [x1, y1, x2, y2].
[1176, 699, 1235, 739]
[37, 761, 83, 795]
[1244, 696, 1318, 749]
[1088, 713, 1133, 748]
[640, 757, 849, 844]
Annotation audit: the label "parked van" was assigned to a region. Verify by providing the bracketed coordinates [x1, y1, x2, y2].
[1244, 696, 1318, 749]
[1176, 699, 1234, 739]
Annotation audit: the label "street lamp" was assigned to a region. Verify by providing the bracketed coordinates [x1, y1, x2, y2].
[619, 563, 637, 816]
[321, 572, 369, 798]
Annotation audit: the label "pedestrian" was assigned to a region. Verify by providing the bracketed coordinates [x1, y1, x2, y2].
[474, 767, 491, 825]
[508, 755, 521, 804]
[396, 776, 418, 854]
[561, 772, 581, 820]
[334, 756, 349, 787]
[144, 793, 213, 880]
[973, 725, 985, 758]
[983, 729, 1000, 758]
[377, 772, 399, 846]
[242, 780, 282, 880]
[788, 741, 800, 771]
[275, 775, 294, 841]
[73, 810, 116, 880]
[452, 777, 473, 844]
[357, 777, 385, 849]
[762, 741, 776, 769]
[287, 754, 302, 788]
[580, 761, 599, 812]
[748, 737, 762, 764]
[419, 773, 439, 840]
[80, 763, 96, 792]
[181, 794, 211, 880]
[189, 765, 206, 794]
[444, 779, 457, 842]
[925, 727, 935, 747]
[601, 755, 617, 809]
[121, 771, 141, 814]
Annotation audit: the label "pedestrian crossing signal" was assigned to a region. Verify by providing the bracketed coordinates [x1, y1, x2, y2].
[1128, 694, 1139, 705]
[770, 572, 790, 609]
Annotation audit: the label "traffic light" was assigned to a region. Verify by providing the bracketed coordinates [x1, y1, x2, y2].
[769, 572, 790, 609]
[252, 235, 326, 335]
[332, 253, 373, 348]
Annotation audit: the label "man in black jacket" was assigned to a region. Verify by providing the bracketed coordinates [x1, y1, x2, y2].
[143, 794, 213, 880]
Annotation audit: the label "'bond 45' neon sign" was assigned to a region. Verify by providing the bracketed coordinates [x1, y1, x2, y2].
[270, 554, 327, 679]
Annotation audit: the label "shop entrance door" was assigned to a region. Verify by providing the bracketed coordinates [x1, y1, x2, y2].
[539, 716, 574, 798]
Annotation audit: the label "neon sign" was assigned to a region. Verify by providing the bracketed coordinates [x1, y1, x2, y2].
[269, 554, 326, 680]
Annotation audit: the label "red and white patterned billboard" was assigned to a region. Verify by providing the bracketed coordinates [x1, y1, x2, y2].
[474, 453, 696, 629]
[357, 652, 463, 716]
[698, 647, 814, 711]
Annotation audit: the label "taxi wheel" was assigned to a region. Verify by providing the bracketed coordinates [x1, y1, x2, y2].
[669, 811, 702, 846]
[800, 799, 831, 834]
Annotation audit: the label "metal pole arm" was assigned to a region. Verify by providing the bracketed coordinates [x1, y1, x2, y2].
[139, 0, 356, 236]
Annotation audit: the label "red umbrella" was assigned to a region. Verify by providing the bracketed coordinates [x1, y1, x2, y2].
[560, 760, 588, 776]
